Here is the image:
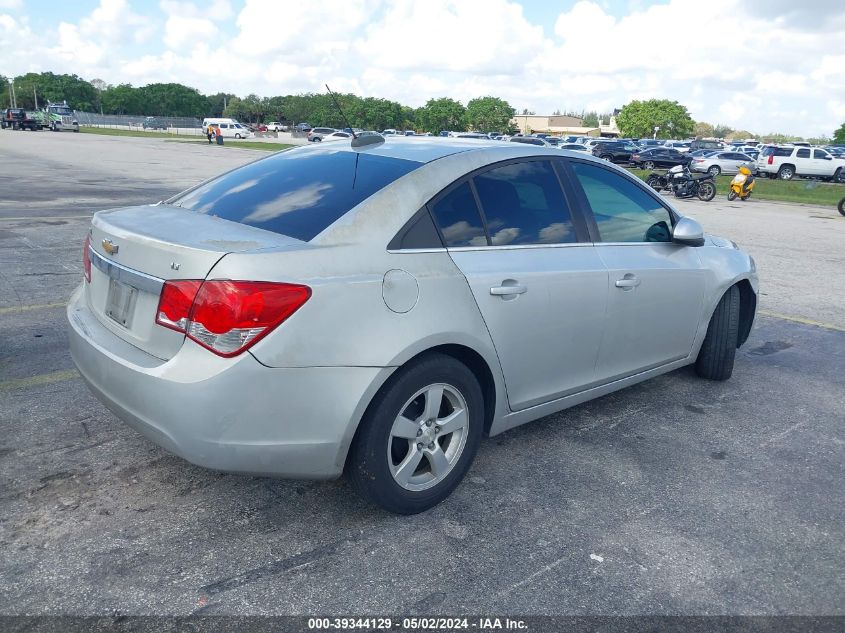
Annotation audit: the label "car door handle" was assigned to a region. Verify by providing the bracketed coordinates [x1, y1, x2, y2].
[490, 284, 527, 296]
[615, 276, 641, 289]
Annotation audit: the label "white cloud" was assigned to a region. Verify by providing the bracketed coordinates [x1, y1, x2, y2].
[3, 0, 845, 137]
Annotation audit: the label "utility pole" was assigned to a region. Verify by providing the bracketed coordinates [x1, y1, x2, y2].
[10, 82, 16, 108]
[34, 86, 38, 110]
[7, 81, 12, 108]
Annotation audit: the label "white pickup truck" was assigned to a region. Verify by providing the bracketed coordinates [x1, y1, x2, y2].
[756, 145, 845, 181]
[265, 122, 289, 132]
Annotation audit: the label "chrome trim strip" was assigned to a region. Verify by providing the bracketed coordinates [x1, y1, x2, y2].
[445, 242, 593, 252]
[88, 247, 164, 295]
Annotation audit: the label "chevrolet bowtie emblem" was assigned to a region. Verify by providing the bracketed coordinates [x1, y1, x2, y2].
[102, 239, 119, 255]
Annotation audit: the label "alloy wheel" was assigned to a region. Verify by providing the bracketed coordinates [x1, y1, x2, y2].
[643, 161, 655, 170]
[387, 383, 469, 492]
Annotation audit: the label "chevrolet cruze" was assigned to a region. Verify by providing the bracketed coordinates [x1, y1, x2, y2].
[67, 137, 758, 514]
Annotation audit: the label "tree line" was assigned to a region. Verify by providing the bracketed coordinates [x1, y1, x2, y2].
[0, 72, 517, 132]
[3, 72, 842, 141]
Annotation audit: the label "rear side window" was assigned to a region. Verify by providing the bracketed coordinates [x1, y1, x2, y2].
[797, 148, 810, 158]
[430, 182, 487, 247]
[570, 162, 673, 243]
[473, 161, 576, 245]
[171, 148, 420, 242]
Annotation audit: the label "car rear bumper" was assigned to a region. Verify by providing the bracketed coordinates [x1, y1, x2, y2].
[66, 284, 387, 479]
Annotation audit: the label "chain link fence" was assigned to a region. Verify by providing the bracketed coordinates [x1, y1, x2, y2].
[74, 111, 204, 135]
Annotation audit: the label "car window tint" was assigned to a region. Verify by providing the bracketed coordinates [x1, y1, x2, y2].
[171, 147, 421, 242]
[430, 181, 487, 247]
[814, 150, 829, 159]
[472, 161, 576, 246]
[797, 148, 810, 158]
[570, 162, 673, 243]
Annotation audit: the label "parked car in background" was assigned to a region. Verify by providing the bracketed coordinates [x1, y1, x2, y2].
[691, 151, 756, 176]
[756, 145, 845, 181]
[202, 118, 253, 138]
[559, 143, 589, 152]
[317, 131, 353, 142]
[689, 139, 723, 152]
[688, 150, 718, 160]
[630, 147, 692, 170]
[663, 141, 692, 153]
[67, 138, 758, 514]
[509, 136, 551, 147]
[591, 140, 638, 164]
[265, 122, 287, 132]
[638, 139, 664, 148]
[308, 127, 337, 142]
[295, 123, 312, 132]
[455, 133, 490, 139]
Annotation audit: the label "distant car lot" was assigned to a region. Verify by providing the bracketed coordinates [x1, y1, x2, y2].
[0, 132, 843, 617]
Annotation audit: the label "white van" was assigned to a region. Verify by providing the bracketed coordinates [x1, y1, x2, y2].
[202, 118, 253, 139]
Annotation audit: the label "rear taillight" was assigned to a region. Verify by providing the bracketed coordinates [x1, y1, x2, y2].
[155, 280, 311, 357]
[83, 235, 91, 283]
[767, 155, 773, 165]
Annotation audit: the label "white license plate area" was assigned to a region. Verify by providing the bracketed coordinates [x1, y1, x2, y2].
[105, 278, 138, 327]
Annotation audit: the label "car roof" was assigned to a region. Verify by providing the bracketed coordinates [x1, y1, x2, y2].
[301, 136, 509, 164]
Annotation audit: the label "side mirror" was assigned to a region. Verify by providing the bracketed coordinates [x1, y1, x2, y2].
[673, 217, 705, 247]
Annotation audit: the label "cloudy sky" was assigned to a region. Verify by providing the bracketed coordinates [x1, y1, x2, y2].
[2, 0, 844, 137]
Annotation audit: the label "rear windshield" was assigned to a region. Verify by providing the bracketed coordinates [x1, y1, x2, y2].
[170, 147, 421, 241]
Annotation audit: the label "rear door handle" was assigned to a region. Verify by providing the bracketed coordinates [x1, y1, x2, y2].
[490, 284, 527, 296]
[615, 276, 641, 289]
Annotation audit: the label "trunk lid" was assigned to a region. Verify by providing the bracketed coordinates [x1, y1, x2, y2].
[86, 204, 303, 360]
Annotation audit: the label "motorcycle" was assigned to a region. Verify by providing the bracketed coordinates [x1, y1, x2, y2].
[646, 165, 716, 201]
[838, 196, 845, 217]
[728, 166, 755, 201]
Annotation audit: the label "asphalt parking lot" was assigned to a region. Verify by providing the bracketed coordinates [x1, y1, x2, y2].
[1, 132, 844, 617]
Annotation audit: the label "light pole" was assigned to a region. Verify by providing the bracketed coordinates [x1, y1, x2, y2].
[653, 125, 659, 140]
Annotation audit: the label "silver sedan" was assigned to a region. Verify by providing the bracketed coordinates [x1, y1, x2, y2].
[691, 151, 756, 176]
[67, 138, 758, 514]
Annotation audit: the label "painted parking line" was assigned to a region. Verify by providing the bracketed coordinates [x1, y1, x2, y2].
[758, 310, 845, 332]
[0, 369, 80, 392]
[0, 302, 67, 315]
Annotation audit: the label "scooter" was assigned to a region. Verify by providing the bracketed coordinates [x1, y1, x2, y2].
[728, 166, 756, 201]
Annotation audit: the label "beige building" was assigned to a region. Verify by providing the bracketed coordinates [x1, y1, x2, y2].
[510, 113, 621, 138]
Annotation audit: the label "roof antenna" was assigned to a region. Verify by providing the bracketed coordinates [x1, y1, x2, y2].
[325, 84, 356, 139]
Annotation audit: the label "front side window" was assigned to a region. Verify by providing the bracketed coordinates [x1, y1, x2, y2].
[430, 182, 487, 247]
[570, 162, 673, 243]
[814, 150, 830, 159]
[472, 160, 577, 246]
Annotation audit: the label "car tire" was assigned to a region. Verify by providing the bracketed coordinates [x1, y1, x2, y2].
[838, 197, 845, 217]
[727, 190, 738, 201]
[600, 154, 613, 162]
[645, 174, 662, 190]
[235, 133, 242, 139]
[643, 161, 655, 170]
[835, 167, 844, 183]
[695, 285, 740, 381]
[777, 165, 795, 180]
[708, 165, 721, 176]
[348, 353, 484, 515]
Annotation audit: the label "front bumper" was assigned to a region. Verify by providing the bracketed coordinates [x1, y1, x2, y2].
[66, 284, 386, 478]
